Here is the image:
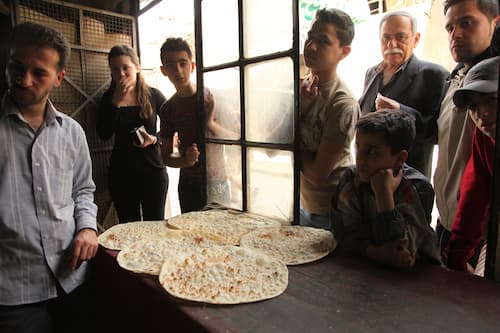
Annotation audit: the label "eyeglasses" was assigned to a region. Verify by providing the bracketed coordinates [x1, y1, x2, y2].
[381, 33, 409, 43]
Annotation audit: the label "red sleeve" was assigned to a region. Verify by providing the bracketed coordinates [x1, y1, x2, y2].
[445, 130, 494, 270]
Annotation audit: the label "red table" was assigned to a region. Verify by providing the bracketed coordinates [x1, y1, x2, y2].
[95, 246, 500, 332]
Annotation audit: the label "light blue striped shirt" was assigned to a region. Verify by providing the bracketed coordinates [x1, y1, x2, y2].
[0, 95, 97, 305]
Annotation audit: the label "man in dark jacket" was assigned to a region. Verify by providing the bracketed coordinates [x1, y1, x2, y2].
[359, 10, 449, 179]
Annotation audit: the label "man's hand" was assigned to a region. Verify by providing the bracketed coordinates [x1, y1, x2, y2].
[375, 93, 400, 110]
[70, 228, 98, 270]
[300, 75, 319, 113]
[185, 143, 200, 166]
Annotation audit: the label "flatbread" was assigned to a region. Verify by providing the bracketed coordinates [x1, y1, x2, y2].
[97, 221, 168, 250]
[159, 246, 288, 304]
[117, 230, 225, 275]
[166, 210, 282, 245]
[240, 226, 337, 265]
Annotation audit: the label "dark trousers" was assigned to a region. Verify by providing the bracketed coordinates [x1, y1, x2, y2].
[0, 281, 95, 333]
[110, 164, 168, 223]
[179, 175, 206, 213]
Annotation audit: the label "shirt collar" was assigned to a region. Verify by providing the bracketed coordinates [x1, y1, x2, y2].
[1, 94, 63, 126]
[318, 76, 339, 92]
[448, 47, 494, 80]
[44, 99, 62, 125]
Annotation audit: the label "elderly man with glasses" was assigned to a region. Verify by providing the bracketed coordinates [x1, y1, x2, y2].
[359, 10, 449, 180]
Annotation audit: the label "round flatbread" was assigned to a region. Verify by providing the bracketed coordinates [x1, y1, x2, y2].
[97, 221, 168, 250]
[159, 246, 288, 304]
[117, 230, 225, 275]
[240, 226, 337, 265]
[166, 210, 282, 245]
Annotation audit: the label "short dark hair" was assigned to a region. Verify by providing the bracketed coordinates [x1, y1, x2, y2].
[314, 8, 355, 46]
[160, 37, 192, 65]
[443, 0, 499, 19]
[10, 22, 70, 71]
[356, 110, 416, 153]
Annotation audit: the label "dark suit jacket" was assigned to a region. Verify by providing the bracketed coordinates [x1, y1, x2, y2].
[359, 55, 449, 179]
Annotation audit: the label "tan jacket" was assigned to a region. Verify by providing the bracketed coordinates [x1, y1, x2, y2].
[434, 69, 475, 231]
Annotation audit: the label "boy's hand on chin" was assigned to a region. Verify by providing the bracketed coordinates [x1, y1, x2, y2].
[370, 168, 403, 196]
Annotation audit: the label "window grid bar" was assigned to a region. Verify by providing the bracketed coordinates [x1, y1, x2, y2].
[195, 0, 299, 219]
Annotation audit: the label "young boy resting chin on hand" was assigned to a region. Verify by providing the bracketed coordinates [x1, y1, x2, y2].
[331, 110, 441, 269]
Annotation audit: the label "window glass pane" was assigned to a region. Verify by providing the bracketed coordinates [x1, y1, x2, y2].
[139, 0, 156, 10]
[207, 144, 242, 210]
[243, 0, 293, 58]
[202, 0, 239, 67]
[138, 0, 194, 98]
[204, 68, 241, 140]
[245, 58, 294, 144]
[247, 148, 293, 222]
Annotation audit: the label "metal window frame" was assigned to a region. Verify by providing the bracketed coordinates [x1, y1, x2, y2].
[193, 0, 300, 222]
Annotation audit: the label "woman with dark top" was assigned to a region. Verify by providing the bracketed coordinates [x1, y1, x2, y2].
[97, 45, 168, 223]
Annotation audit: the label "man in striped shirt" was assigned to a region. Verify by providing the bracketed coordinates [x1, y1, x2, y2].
[0, 23, 98, 333]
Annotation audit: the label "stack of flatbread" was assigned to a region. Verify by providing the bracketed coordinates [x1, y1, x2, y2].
[98, 211, 337, 305]
[117, 230, 224, 275]
[240, 226, 337, 265]
[97, 221, 169, 250]
[166, 210, 282, 245]
[159, 246, 288, 304]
